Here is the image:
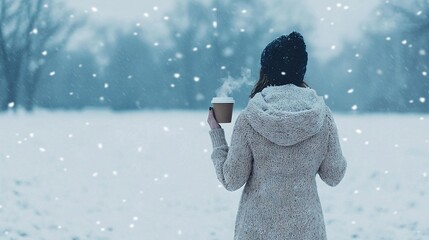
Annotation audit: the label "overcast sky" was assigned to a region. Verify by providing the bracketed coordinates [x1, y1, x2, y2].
[66, 0, 382, 60]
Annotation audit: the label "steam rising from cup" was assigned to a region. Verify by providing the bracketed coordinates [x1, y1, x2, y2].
[216, 68, 254, 97]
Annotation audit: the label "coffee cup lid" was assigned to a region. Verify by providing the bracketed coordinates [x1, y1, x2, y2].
[211, 97, 235, 104]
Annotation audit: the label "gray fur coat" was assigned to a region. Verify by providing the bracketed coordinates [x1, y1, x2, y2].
[209, 84, 347, 239]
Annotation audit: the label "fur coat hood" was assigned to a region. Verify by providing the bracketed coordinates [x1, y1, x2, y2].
[243, 84, 326, 146]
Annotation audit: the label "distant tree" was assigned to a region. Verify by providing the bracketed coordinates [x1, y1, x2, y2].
[320, 1, 429, 112]
[104, 30, 163, 110]
[0, 0, 84, 112]
[385, 0, 429, 111]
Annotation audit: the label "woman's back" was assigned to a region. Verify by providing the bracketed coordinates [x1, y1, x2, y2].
[207, 32, 346, 240]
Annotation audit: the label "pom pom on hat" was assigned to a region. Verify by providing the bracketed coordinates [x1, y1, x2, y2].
[260, 31, 308, 86]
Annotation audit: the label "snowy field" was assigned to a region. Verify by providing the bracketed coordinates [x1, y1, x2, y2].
[0, 111, 428, 240]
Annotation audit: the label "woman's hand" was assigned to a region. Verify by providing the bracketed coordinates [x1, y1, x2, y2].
[207, 107, 221, 129]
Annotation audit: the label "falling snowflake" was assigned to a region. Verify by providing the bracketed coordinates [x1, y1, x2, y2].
[39, 148, 46, 152]
[420, 97, 426, 103]
[194, 76, 200, 82]
[422, 71, 427, 77]
[212, 21, 218, 28]
[91, 7, 98, 12]
[42, 51, 48, 56]
[49, 71, 56, 76]
[175, 52, 183, 59]
[8, 102, 14, 108]
[97, 143, 103, 149]
[173, 73, 180, 79]
[347, 89, 354, 94]
[351, 105, 358, 111]
[92, 172, 98, 177]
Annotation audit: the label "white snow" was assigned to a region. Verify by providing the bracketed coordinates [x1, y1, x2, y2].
[0, 111, 428, 239]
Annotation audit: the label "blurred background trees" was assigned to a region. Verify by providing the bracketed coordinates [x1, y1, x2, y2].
[0, 0, 427, 112]
[0, 0, 84, 111]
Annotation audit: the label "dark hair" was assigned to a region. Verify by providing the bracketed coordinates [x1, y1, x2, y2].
[250, 31, 309, 98]
[250, 69, 309, 98]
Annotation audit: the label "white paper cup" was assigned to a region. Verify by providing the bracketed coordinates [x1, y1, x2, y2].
[211, 97, 235, 123]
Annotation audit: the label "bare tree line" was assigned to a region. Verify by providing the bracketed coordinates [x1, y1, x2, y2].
[0, 0, 427, 112]
[0, 0, 84, 111]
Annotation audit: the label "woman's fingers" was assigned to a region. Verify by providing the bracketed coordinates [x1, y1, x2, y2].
[207, 107, 221, 129]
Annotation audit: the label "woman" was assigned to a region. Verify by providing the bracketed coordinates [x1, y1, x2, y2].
[207, 32, 347, 239]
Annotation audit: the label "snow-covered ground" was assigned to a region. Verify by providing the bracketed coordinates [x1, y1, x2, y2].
[0, 111, 428, 240]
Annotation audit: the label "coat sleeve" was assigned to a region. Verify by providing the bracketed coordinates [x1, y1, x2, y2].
[209, 114, 253, 191]
[318, 110, 347, 187]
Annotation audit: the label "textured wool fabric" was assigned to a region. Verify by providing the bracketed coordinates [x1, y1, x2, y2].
[209, 84, 347, 239]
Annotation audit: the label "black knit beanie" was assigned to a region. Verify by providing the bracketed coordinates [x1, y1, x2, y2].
[260, 31, 308, 86]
